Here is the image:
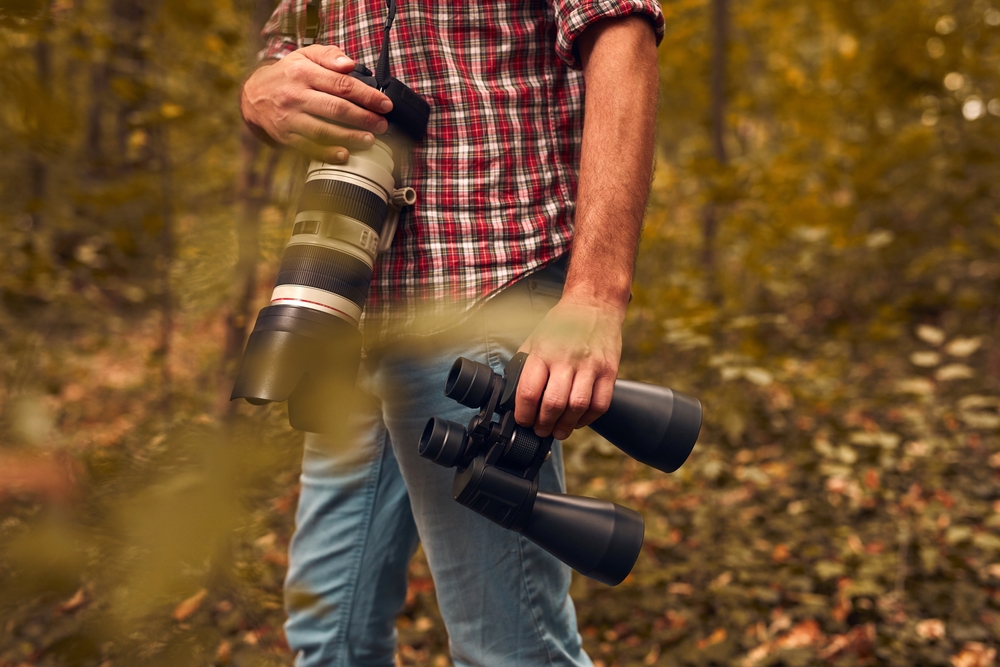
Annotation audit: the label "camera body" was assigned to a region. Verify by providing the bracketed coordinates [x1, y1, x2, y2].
[419, 352, 703, 585]
[231, 63, 430, 433]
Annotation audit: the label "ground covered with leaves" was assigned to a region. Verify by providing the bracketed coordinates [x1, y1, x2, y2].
[2, 305, 999, 667]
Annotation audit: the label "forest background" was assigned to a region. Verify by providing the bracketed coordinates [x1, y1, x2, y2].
[1, 0, 1000, 665]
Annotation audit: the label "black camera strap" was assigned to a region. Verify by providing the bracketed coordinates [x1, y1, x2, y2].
[303, 0, 397, 92]
[374, 0, 397, 91]
[304, 0, 319, 46]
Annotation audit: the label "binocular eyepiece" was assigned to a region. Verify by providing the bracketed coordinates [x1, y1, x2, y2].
[419, 353, 702, 586]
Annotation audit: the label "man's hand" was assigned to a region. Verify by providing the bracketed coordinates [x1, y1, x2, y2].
[241, 45, 395, 163]
[515, 299, 625, 441]
[513, 15, 659, 440]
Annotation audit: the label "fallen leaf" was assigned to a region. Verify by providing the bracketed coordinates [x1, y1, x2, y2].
[945, 337, 982, 357]
[916, 325, 945, 345]
[776, 619, 823, 649]
[263, 550, 289, 567]
[668, 582, 693, 596]
[59, 588, 87, 613]
[216, 640, 231, 663]
[711, 571, 734, 588]
[916, 618, 946, 640]
[896, 378, 935, 395]
[697, 627, 727, 649]
[172, 588, 208, 621]
[910, 351, 941, 367]
[951, 642, 996, 667]
[936, 364, 974, 381]
[743, 642, 772, 667]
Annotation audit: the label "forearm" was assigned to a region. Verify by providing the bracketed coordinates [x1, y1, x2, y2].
[564, 16, 659, 315]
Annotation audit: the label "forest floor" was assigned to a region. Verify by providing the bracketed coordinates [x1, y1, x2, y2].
[2, 305, 1000, 667]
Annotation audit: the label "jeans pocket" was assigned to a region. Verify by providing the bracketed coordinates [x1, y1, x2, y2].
[527, 277, 563, 314]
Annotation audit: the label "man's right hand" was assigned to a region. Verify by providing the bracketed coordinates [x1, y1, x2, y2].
[240, 45, 395, 163]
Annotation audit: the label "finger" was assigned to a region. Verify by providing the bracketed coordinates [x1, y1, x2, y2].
[299, 44, 356, 74]
[577, 374, 615, 428]
[300, 89, 389, 135]
[312, 74, 393, 116]
[551, 370, 595, 441]
[514, 354, 549, 428]
[534, 366, 574, 438]
[291, 114, 376, 150]
[287, 133, 349, 164]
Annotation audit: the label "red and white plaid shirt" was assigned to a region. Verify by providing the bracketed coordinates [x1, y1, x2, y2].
[260, 0, 664, 347]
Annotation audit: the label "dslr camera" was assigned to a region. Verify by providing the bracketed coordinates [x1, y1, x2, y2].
[231, 64, 430, 432]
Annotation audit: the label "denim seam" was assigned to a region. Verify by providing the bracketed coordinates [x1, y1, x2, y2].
[335, 424, 389, 665]
[516, 534, 558, 666]
[482, 303, 503, 372]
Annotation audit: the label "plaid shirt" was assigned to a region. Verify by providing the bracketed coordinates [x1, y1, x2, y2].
[260, 0, 664, 347]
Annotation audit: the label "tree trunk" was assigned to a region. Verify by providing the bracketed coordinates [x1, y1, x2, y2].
[218, 0, 281, 416]
[28, 2, 52, 229]
[701, 0, 729, 306]
[152, 124, 176, 401]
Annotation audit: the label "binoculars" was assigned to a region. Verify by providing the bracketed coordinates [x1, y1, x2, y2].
[419, 353, 702, 585]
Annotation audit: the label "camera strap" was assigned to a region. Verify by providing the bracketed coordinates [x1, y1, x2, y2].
[374, 0, 397, 91]
[302, 0, 397, 92]
[303, 0, 319, 46]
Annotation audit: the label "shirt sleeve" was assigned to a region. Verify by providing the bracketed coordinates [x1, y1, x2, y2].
[550, 0, 665, 70]
[258, 0, 301, 61]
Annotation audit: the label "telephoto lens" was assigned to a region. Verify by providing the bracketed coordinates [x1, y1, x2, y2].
[231, 64, 429, 433]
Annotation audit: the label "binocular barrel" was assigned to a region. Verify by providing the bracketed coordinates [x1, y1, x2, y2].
[443, 356, 703, 473]
[423, 354, 703, 586]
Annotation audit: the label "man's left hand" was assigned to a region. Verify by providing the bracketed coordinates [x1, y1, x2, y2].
[514, 297, 625, 441]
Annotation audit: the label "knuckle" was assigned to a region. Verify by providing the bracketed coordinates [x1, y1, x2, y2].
[286, 58, 308, 80]
[364, 111, 383, 129]
[325, 96, 347, 121]
[541, 395, 566, 412]
[331, 75, 353, 98]
[591, 395, 612, 414]
[567, 398, 590, 413]
[517, 384, 540, 403]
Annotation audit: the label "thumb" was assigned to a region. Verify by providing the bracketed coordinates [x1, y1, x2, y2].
[302, 44, 355, 72]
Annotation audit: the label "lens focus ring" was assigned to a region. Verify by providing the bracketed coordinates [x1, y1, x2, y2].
[275, 245, 373, 307]
[298, 179, 388, 234]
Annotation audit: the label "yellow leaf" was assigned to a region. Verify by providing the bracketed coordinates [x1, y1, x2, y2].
[172, 588, 207, 621]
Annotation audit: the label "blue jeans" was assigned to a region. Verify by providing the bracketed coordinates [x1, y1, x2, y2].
[284, 263, 593, 667]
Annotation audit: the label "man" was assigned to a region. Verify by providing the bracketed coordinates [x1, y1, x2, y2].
[240, 0, 662, 664]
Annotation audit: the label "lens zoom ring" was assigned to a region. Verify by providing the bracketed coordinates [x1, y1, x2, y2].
[276, 245, 373, 307]
[298, 179, 388, 234]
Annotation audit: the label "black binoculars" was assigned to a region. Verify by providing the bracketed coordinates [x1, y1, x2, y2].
[419, 352, 702, 585]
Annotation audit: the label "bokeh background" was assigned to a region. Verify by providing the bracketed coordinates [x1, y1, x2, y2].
[2, 0, 1000, 665]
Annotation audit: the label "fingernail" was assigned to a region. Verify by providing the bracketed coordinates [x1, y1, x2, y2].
[363, 134, 375, 146]
[336, 150, 347, 161]
[553, 430, 568, 441]
[375, 120, 388, 134]
[380, 99, 393, 113]
[335, 56, 353, 68]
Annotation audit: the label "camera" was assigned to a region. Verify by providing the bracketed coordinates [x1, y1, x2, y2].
[231, 64, 430, 433]
[419, 352, 702, 585]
